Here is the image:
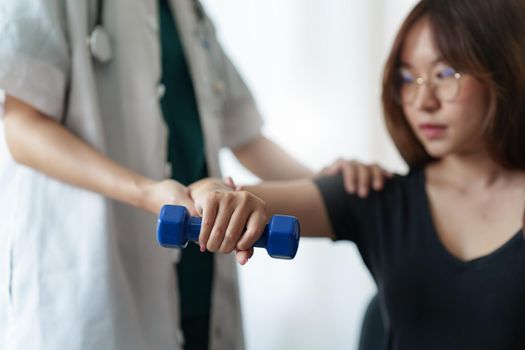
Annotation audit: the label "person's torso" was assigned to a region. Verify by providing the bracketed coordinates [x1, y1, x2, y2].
[367, 170, 525, 350]
[316, 169, 525, 350]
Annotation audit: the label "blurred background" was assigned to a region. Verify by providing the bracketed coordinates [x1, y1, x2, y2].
[199, 0, 418, 349]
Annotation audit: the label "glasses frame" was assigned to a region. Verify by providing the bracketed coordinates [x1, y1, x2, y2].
[396, 67, 463, 105]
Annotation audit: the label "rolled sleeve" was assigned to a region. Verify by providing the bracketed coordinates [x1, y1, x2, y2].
[0, 0, 70, 120]
[220, 53, 264, 149]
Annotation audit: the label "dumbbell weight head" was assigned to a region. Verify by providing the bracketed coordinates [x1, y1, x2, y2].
[263, 215, 300, 259]
[157, 205, 192, 248]
[157, 205, 300, 259]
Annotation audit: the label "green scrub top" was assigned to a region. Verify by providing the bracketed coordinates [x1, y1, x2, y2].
[158, 0, 214, 348]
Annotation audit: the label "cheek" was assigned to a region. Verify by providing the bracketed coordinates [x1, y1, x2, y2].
[402, 107, 419, 131]
[446, 79, 491, 133]
[403, 107, 420, 135]
[454, 78, 491, 120]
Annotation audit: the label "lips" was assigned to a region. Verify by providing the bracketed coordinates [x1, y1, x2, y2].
[419, 123, 447, 139]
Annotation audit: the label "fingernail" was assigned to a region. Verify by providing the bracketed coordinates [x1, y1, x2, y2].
[200, 244, 206, 252]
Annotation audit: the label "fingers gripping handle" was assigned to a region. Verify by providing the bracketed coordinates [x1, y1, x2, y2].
[157, 205, 300, 259]
[187, 216, 270, 248]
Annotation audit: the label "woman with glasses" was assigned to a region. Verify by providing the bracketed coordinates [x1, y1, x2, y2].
[187, 0, 525, 348]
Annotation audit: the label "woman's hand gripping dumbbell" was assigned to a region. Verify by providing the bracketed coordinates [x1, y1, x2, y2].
[157, 204, 300, 259]
[159, 178, 300, 264]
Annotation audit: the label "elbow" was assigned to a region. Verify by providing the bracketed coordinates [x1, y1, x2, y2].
[4, 114, 30, 165]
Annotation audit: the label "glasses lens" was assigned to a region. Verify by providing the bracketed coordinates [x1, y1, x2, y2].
[434, 67, 460, 101]
[397, 68, 417, 104]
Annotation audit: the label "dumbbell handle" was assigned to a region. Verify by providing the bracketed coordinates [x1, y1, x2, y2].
[184, 216, 270, 248]
[157, 205, 300, 259]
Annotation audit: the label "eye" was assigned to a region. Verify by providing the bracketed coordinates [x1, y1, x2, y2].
[399, 68, 415, 85]
[435, 66, 458, 80]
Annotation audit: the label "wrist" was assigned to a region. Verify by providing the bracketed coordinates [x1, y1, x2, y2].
[126, 175, 156, 211]
[189, 178, 230, 199]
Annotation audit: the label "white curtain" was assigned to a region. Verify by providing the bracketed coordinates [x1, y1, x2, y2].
[202, 1, 418, 349]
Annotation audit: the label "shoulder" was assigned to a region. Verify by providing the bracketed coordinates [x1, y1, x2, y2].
[314, 167, 425, 222]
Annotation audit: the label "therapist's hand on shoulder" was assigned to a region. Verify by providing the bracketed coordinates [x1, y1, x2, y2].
[189, 178, 266, 262]
[319, 159, 393, 197]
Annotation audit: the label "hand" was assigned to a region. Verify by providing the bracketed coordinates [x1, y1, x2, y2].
[139, 179, 197, 216]
[224, 176, 255, 265]
[189, 178, 267, 264]
[320, 159, 393, 197]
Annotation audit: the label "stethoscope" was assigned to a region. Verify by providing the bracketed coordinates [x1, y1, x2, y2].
[88, 0, 207, 64]
[88, 0, 112, 63]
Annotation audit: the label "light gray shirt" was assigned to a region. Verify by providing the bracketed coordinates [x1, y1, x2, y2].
[0, 0, 263, 349]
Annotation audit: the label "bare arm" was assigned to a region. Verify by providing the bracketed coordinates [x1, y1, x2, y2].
[232, 135, 314, 180]
[3, 95, 196, 215]
[243, 180, 335, 238]
[190, 178, 335, 246]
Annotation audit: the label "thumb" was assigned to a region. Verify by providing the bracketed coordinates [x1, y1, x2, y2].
[179, 195, 199, 217]
[235, 248, 254, 265]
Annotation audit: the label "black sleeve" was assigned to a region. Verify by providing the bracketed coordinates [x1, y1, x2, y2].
[314, 172, 407, 249]
[315, 170, 423, 281]
[314, 174, 361, 242]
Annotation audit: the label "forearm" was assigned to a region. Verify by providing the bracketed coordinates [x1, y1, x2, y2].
[232, 135, 314, 180]
[243, 180, 333, 238]
[190, 177, 334, 238]
[4, 95, 153, 210]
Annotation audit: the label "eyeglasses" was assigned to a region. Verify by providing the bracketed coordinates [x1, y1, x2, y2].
[396, 65, 463, 105]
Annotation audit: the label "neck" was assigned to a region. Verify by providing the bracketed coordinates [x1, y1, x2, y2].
[435, 152, 511, 189]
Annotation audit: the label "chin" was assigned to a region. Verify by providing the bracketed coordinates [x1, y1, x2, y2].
[420, 140, 456, 159]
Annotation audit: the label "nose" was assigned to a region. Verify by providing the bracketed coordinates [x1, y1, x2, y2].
[413, 83, 440, 112]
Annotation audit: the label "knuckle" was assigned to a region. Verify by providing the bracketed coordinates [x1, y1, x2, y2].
[202, 218, 213, 230]
[213, 225, 226, 238]
[220, 240, 235, 254]
[236, 238, 251, 251]
[204, 192, 218, 203]
[237, 191, 250, 204]
[222, 192, 235, 204]
[219, 245, 231, 254]
[206, 241, 219, 252]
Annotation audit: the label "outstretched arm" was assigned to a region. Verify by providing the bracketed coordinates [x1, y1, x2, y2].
[189, 177, 335, 264]
[4, 95, 197, 215]
[232, 135, 314, 180]
[241, 179, 334, 238]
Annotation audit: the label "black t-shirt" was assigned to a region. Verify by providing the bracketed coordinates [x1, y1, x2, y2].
[315, 168, 525, 350]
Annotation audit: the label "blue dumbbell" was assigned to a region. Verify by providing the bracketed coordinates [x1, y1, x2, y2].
[157, 204, 300, 259]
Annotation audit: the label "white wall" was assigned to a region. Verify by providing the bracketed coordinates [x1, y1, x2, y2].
[200, 1, 418, 349]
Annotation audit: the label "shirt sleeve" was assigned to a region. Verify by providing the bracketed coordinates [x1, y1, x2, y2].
[0, 0, 70, 121]
[314, 173, 364, 243]
[315, 171, 423, 282]
[315, 172, 407, 260]
[219, 51, 264, 149]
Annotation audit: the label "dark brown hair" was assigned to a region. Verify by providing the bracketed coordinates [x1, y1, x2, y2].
[382, 0, 525, 169]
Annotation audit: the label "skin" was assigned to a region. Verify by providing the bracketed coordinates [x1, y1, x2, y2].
[3, 95, 389, 226]
[191, 17, 525, 265]
[401, 18, 525, 262]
